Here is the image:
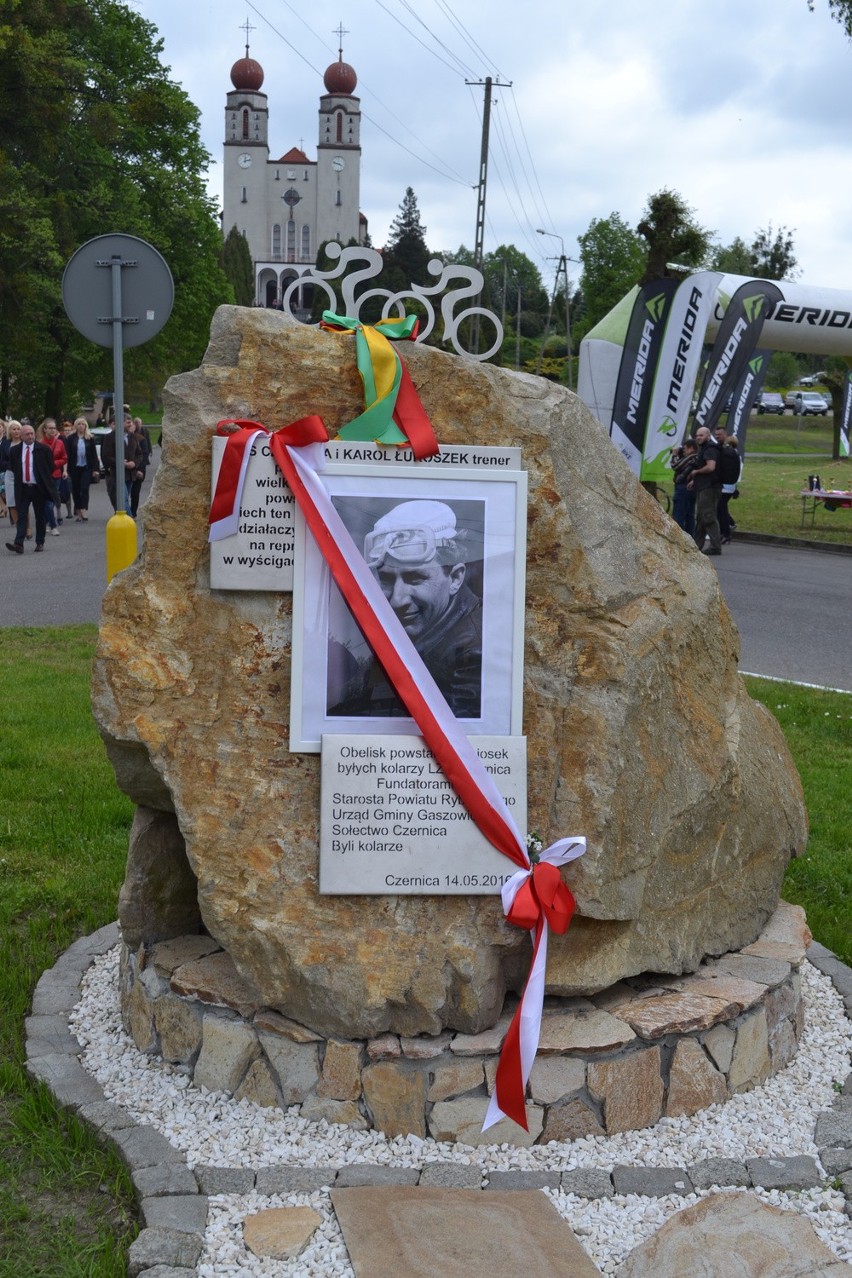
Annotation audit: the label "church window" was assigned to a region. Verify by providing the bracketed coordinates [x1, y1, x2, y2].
[301, 226, 310, 259]
[272, 224, 281, 256]
[336, 190, 342, 207]
[336, 110, 344, 142]
[242, 109, 249, 139]
[241, 187, 247, 203]
[286, 221, 296, 262]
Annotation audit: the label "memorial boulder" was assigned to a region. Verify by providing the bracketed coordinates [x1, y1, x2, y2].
[92, 305, 807, 1039]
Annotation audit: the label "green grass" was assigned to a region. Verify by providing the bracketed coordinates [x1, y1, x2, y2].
[0, 631, 849, 1271]
[0, 626, 137, 1275]
[745, 676, 852, 965]
[728, 456, 852, 544]
[743, 413, 835, 455]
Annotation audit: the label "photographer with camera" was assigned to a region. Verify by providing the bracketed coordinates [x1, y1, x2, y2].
[670, 436, 699, 537]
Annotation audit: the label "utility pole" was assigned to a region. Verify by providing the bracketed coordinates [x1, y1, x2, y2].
[467, 75, 511, 353]
[537, 229, 577, 391]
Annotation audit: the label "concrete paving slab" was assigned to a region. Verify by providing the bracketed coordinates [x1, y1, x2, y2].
[331, 1185, 602, 1276]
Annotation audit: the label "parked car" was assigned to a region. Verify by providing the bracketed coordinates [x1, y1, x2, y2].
[757, 392, 785, 415]
[783, 390, 829, 416]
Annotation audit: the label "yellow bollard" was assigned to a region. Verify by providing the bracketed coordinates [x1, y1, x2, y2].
[106, 511, 138, 582]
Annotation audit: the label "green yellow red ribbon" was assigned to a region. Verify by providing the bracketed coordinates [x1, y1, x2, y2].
[319, 311, 439, 459]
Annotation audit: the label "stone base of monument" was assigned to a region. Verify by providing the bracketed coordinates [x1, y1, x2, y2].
[117, 902, 810, 1146]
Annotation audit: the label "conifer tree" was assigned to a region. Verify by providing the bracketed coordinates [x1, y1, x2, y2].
[384, 187, 431, 286]
[221, 227, 254, 306]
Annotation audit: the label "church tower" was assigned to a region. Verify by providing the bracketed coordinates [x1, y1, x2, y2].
[315, 31, 362, 249]
[222, 31, 269, 261]
[222, 27, 366, 309]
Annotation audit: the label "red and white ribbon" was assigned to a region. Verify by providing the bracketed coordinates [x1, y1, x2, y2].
[209, 417, 586, 1129]
[209, 423, 269, 541]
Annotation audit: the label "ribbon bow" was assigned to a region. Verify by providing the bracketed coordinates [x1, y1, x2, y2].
[319, 311, 438, 459]
[505, 858, 577, 934]
[482, 837, 585, 1132]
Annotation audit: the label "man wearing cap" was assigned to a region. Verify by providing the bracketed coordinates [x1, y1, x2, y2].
[331, 499, 483, 719]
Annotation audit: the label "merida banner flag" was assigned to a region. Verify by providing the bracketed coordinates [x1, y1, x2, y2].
[609, 279, 679, 474]
[641, 271, 722, 484]
[725, 349, 771, 452]
[693, 281, 784, 434]
[840, 371, 852, 458]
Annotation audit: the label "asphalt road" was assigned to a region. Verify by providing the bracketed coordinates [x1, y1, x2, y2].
[714, 539, 852, 692]
[1, 457, 150, 627]
[3, 464, 850, 693]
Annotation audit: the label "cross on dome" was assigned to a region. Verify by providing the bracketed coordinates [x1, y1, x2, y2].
[230, 17, 264, 91]
[334, 21, 350, 59]
[324, 22, 357, 95]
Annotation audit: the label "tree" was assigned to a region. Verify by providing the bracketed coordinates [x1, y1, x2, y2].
[576, 212, 646, 332]
[750, 224, 798, 280]
[0, 0, 232, 418]
[636, 189, 713, 284]
[709, 236, 754, 276]
[221, 228, 254, 306]
[483, 245, 548, 323]
[809, 0, 852, 37]
[384, 187, 431, 286]
[710, 225, 798, 280]
[815, 355, 852, 458]
[766, 352, 801, 390]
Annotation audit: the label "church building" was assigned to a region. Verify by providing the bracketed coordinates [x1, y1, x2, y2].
[223, 33, 367, 309]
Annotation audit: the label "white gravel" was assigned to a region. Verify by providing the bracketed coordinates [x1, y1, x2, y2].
[70, 953, 852, 1274]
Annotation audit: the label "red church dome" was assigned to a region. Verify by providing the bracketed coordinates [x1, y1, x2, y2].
[230, 57, 264, 92]
[323, 57, 357, 95]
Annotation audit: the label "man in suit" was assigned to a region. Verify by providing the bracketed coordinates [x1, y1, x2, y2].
[6, 422, 55, 553]
[101, 413, 142, 514]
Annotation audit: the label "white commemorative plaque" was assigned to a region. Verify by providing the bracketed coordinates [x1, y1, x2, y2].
[210, 435, 297, 591]
[319, 733, 527, 894]
[210, 439, 522, 592]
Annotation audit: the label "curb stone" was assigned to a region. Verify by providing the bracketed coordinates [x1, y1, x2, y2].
[612, 1165, 694, 1197]
[733, 530, 852, 557]
[484, 1168, 561, 1191]
[23, 927, 852, 1274]
[746, 1155, 822, 1191]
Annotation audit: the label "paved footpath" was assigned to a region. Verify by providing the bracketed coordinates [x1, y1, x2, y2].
[25, 926, 852, 1276]
[0, 453, 152, 628]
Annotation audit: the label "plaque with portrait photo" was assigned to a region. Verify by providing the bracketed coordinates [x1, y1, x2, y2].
[290, 464, 526, 751]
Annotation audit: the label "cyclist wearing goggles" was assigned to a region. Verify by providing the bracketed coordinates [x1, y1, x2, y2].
[331, 500, 483, 718]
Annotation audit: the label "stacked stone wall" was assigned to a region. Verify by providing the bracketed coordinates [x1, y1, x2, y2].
[119, 903, 810, 1146]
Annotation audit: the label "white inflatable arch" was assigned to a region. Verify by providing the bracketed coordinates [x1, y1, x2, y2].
[578, 271, 852, 446]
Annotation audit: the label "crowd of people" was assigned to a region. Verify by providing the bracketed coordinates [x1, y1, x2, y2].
[670, 423, 742, 557]
[1, 412, 153, 554]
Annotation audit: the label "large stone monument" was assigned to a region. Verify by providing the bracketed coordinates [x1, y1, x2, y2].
[93, 306, 808, 1137]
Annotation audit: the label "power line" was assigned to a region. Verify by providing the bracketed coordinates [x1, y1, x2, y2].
[489, 108, 549, 263]
[432, 0, 505, 79]
[360, 109, 471, 185]
[371, 0, 470, 77]
[394, 0, 477, 77]
[506, 87, 557, 239]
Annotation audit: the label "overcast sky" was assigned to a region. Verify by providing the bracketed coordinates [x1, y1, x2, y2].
[134, 0, 852, 292]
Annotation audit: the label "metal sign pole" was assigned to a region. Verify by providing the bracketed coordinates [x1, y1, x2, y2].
[109, 254, 127, 511]
[62, 233, 174, 582]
